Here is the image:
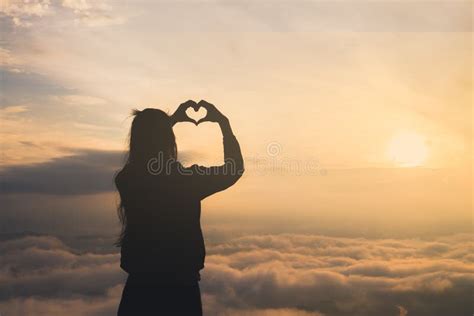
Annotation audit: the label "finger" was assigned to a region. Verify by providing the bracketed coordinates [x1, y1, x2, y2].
[183, 99, 197, 105]
[176, 117, 197, 125]
[191, 102, 200, 111]
[197, 117, 209, 125]
[180, 114, 197, 123]
[180, 100, 197, 109]
[197, 100, 214, 110]
[176, 120, 197, 125]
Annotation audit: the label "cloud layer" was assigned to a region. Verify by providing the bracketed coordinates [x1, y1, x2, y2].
[0, 149, 122, 195]
[0, 148, 203, 195]
[202, 234, 474, 316]
[0, 233, 472, 315]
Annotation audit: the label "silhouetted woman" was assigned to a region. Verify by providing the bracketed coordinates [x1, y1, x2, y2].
[115, 100, 244, 315]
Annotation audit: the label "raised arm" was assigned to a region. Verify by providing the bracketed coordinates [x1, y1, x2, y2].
[192, 100, 244, 199]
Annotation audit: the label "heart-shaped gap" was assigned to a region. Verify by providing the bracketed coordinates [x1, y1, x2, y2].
[186, 106, 207, 123]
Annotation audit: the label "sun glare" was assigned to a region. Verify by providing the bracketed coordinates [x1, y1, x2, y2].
[387, 131, 428, 167]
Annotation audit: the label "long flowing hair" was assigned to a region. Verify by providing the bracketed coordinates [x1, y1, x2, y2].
[115, 108, 177, 246]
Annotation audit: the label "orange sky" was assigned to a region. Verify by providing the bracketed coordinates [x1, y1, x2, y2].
[0, 0, 472, 237]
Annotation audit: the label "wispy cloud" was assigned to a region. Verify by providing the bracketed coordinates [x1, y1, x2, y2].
[51, 94, 107, 106]
[0, 0, 125, 28]
[0, 47, 24, 72]
[0, 105, 29, 114]
[61, 0, 125, 27]
[0, 0, 53, 27]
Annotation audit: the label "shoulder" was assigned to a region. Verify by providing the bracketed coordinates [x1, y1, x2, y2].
[173, 162, 207, 176]
[188, 164, 208, 175]
[114, 165, 129, 187]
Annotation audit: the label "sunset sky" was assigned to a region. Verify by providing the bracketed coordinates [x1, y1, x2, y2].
[0, 1, 472, 315]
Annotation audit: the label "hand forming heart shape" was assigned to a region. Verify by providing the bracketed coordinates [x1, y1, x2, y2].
[171, 100, 226, 126]
[185, 106, 207, 123]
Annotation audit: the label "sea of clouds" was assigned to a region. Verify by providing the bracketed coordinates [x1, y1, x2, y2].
[0, 232, 472, 316]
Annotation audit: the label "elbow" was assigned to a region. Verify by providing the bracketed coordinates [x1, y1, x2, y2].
[238, 163, 245, 177]
[233, 168, 244, 184]
[225, 158, 244, 183]
[235, 157, 244, 176]
[235, 161, 245, 182]
[230, 168, 244, 186]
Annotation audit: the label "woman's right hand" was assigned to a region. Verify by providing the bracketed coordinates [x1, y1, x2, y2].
[170, 100, 199, 125]
[197, 100, 228, 124]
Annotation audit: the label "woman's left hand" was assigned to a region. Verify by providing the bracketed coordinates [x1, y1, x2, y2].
[196, 100, 228, 124]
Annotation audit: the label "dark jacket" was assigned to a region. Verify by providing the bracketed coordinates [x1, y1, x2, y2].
[115, 134, 243, 280]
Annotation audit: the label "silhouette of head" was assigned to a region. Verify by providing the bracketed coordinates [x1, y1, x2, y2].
[115, 108, 177, 246]
[128, 108, 177, 164]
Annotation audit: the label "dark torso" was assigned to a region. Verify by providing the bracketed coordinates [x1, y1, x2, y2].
[116, 163, 205, 280]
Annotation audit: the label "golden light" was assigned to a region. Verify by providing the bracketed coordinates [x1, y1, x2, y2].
[387, 131, 428, 167]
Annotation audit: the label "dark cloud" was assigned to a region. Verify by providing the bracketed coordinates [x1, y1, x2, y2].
[0, 233, 472, 316]
[0, 149, 123, 195]
[0, 148, 213, 195]
[0, 69, 74, 105]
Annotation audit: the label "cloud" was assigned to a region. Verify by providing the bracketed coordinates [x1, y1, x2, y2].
[202, 304, 325, 316]
[0, 69, 73, 105]
[0, 286, 121, 316]
[3, 1, 470, 31]
[0, 233, 472, 315]
[201, 234, 474, 316]
[0, 105, 29, 114]
[0, 149, 122, 195]
[0, 66, 122, 166]
[0, 148, 201, 195]
[0, 0, 125, 28]
[60, 0, 125, 27]
[0, 47, 24, 73]
[61, 0, 90, 11]
[77, 1, 471, 32]
[52, 94, 106, 106]
[0, 234, 124, 315]
[0, 238, 122, 315]
[0, 0, 53, 27]
[397, 305, 408, 316]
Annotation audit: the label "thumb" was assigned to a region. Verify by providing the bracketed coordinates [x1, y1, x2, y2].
[186, 117, 197, 124]
[176, 116, 196, 125]
[197, 118, 208, 125]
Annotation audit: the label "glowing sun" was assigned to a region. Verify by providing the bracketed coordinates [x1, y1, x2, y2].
[387, 131, 428, 167]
